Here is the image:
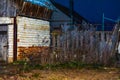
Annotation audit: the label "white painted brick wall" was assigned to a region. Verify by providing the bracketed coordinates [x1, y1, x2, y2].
[17, 16, 50, 47]
[0, 17, 14, 61]
[0, 17, 13, 24]
[8, 25, 14, 58]
[0, 17, 50, 61]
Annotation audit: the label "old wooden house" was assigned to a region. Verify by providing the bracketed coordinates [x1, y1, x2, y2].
[0, 0, 54, 62]
[50, 1, 89, 31]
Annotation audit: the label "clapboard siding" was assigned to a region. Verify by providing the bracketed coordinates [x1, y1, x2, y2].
[17, 16, 50, 49]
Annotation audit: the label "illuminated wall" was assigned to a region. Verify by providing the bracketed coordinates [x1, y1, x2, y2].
[17, 16, 50, 47]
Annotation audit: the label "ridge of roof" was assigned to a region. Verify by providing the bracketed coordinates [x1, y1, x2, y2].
[50, 0, 89, 24]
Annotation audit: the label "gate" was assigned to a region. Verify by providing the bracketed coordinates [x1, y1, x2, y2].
[0, 25, 8, 61]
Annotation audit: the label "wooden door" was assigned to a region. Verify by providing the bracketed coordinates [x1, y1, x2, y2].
[0, 25, 8, 61]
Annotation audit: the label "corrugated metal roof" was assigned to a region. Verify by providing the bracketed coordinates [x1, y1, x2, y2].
[24, 0, 54, 10]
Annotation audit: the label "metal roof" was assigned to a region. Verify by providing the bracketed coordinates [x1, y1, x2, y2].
[24, 0, 55, 10]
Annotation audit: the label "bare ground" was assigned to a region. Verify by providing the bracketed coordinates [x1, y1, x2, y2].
[0, 68, 120, 80]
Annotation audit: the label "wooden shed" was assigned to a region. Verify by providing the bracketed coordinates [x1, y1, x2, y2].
[0, 0, 54, 62]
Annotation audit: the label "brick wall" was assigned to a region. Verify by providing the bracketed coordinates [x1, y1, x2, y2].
[0, 17, 14, 62]
[17, 16, 51, 57]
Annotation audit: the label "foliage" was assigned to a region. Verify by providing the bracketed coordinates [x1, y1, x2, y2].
[30, 61, 104, 70]
[13, 60, 31, 73]
[11, 60, 105, 73]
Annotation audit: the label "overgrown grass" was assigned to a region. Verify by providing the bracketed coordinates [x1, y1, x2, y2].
[12, 60, 31, 72]
[32, 73, 40, 78]
[12, 60, 105, 73]
[51, 61, 103, 70]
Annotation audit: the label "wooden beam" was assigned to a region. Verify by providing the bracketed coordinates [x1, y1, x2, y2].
[0, 23, 13, 26]
[19, 0, 24, 7]
[13, 17, 17, 61]
[20, 2, 27, 15]
[31, 4, 38, 17]
[43, 8, 48, 18]
[47, 10, 53, 19]
[35, 5, 39, 17]
[38, 7, 44, 18]
[18, 1, 53, 20]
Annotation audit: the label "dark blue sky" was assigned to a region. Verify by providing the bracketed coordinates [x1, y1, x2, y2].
[54, 0, 120, 24]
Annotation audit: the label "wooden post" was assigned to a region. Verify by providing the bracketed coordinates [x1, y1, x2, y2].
[51, 33, 56, 63]
[13, 17, 17, 61]
[64, 32, 67, 61]
[57, 35, 60, 49]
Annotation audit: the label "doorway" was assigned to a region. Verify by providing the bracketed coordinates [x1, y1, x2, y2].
[0, 25, 8, 61]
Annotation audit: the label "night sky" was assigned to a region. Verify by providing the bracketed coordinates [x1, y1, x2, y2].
[54, 0, 120, 24]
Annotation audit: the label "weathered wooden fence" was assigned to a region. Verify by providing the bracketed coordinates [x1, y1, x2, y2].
[50, 24, 120, 65]
[19, 23, 120, 65]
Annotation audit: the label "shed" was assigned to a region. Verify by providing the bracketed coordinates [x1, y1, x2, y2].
[0, 0, 54, 62]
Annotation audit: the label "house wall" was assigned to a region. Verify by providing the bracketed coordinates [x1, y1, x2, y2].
[50, 6, 90, 31]
[50, 7, 70, 27]
[8, 24, 14, 62]
[17, 16, 50, 58]
[0, 17, 14, 62]
[0, 17, 51, 62]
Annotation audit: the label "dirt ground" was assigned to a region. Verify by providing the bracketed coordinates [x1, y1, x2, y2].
[0, 68, 120, 80]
